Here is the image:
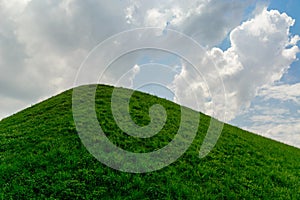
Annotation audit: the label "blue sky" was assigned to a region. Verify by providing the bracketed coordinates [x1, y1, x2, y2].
[0, 0, 299, 148]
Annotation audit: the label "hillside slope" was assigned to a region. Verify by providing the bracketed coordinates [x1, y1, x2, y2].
[0, 84, 299, 199]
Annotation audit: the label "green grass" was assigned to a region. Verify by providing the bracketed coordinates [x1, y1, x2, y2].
[0, 84, 299, 199]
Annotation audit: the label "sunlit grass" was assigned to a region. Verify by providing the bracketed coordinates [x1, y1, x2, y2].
[0, 84, 299, 199]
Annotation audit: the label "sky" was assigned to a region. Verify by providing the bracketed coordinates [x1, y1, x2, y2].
[0, 0, 299, 148]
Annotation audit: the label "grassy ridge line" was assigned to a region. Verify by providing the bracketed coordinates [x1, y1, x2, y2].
[0, 84, 299, 199]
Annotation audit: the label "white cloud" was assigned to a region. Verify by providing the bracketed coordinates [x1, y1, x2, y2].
[258, 83, 300, 104]
[250, 83, 300, 148]
[0, 95, 29, 120]
[290, 35, 300, 46]
[172, 8, 299, 121]
[1, 0, 257, 120]
[249, 111, 291, 125]
[233, 89, 300, 148]
[244, 106, 300, 148]
[0, 0, 299, 152]
[115, 64, 141, 88]
[172, 62, 211, 113]
[125, 0, 255, 46]
[245, 121, 300, 148]
[1, 0, 300, 150]
[0, 0, 132, 119]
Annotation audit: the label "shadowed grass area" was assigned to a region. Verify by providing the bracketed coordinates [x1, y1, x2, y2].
[0, 84, 299, 199]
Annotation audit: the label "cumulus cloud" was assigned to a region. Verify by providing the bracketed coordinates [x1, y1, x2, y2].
[172, 8, 299, 121]
[1, 0, 256, 120]
[0, 0, 131, 119]
[125, 0, 255, 46]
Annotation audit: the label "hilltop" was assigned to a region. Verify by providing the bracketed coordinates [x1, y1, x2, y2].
[0, 84, 299, 199]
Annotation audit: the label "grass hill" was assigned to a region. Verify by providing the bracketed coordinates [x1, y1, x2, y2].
[0, 84, 299, 199]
